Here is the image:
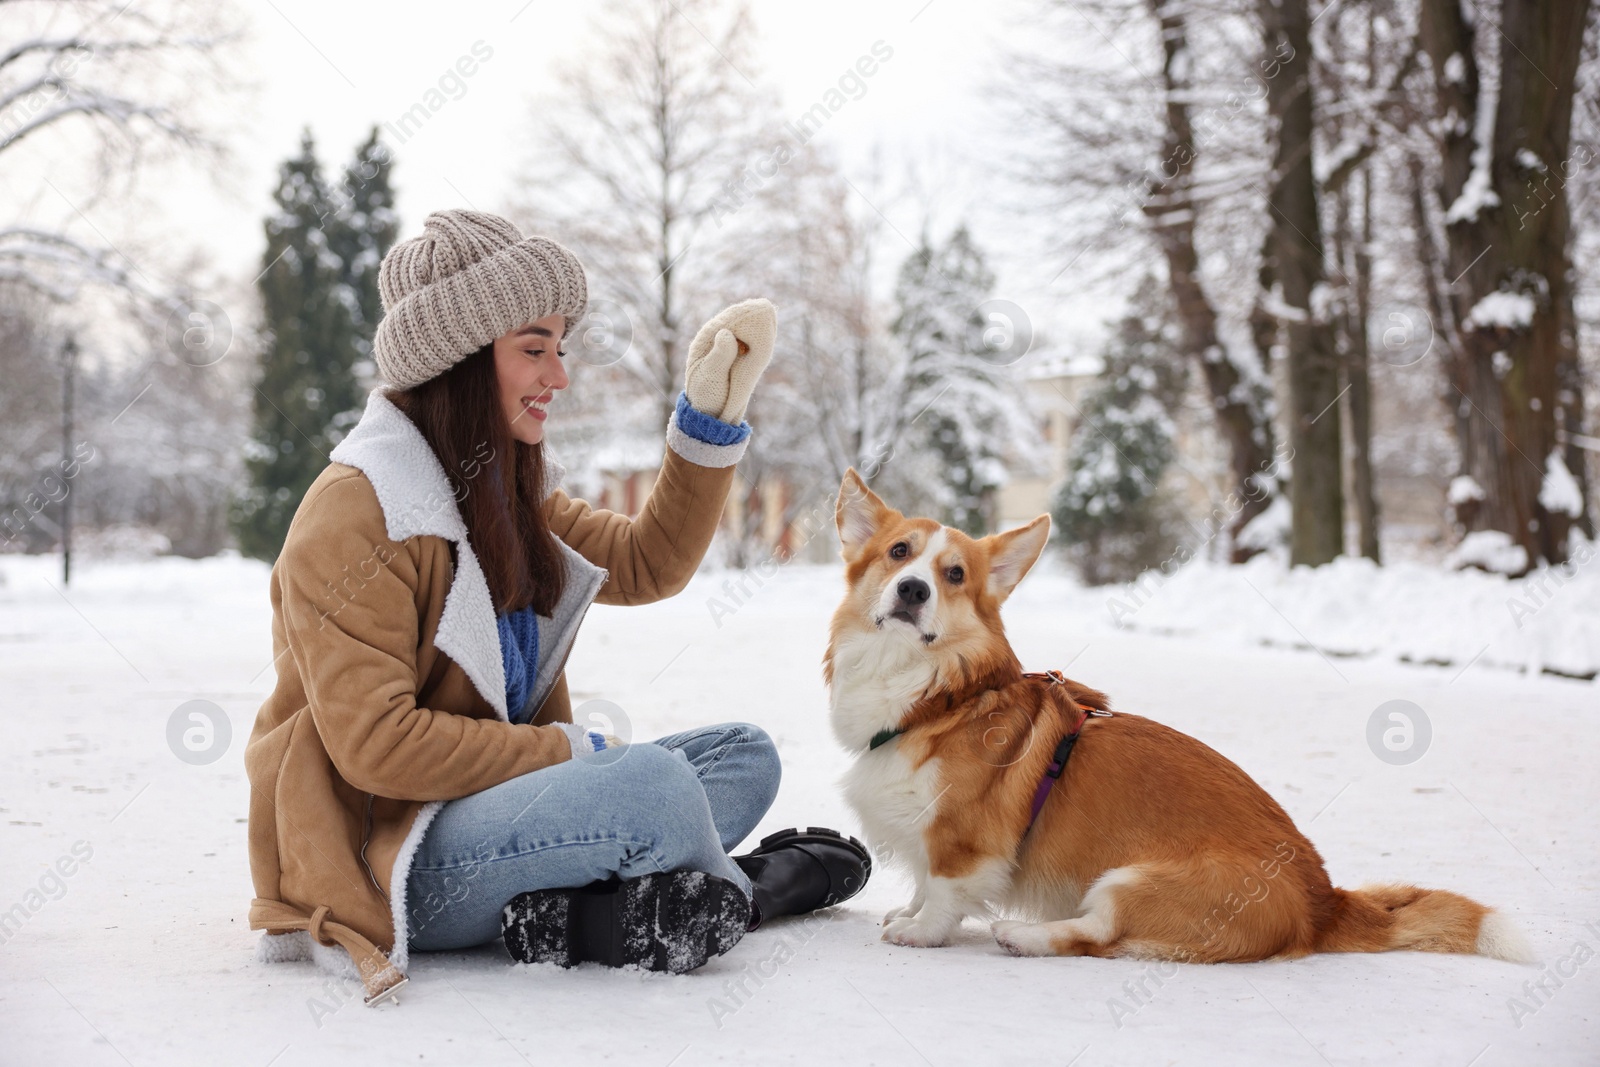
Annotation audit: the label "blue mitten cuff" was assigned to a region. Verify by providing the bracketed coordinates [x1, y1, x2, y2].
[666, 390, 751, 468]
[555, 722, 608, 758]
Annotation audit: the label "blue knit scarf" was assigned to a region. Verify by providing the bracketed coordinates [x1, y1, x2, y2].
[497, 604, 540, 724]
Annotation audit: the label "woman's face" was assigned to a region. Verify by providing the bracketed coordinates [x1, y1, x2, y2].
[492, 314, 570, 445]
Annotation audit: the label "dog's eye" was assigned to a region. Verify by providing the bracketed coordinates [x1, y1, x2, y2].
[889, 541, 909, 560]
[946, 565, 964, 584]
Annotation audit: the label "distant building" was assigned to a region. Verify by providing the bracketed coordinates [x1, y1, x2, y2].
[995, 352, 1102, 531]
[584, 431, 663, 519]
[562, 420, 827, 563]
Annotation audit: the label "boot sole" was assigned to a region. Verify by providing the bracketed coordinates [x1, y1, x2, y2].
[502, 871, 750, 973]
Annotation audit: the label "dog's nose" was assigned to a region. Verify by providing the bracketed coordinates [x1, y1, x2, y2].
[896, 577, 930, 606]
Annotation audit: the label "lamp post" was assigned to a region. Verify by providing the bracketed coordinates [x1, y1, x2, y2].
[61, 334, 77, 586]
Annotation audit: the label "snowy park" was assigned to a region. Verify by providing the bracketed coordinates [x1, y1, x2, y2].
[1, 549, 1597, 1065]
[6, 0, 1600, 1064]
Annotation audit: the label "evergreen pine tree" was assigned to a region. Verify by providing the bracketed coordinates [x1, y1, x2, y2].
[232, 130, 395, 561]
[1051, 282, 1188, 585]
[328, 127, 399, 385]
[890, 226, 1012, 536]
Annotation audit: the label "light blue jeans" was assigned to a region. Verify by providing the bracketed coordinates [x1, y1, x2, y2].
[406, 723, 781, 952]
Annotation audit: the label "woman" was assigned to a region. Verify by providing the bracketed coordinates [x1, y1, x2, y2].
[245, 210, 869, 1006]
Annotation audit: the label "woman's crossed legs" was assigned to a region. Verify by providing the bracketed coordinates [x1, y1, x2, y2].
[406, 722, 781, 952]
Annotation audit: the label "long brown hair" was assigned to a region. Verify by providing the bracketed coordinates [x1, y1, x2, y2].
[385, 342, 566, 615]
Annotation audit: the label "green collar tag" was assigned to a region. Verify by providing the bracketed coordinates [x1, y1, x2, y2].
[868, 728, 903, 751]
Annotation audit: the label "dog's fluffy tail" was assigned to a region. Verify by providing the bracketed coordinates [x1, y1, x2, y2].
[1314, 884, 1533, 962]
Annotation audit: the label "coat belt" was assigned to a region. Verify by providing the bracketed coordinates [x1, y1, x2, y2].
[250, 898, 408, 1006]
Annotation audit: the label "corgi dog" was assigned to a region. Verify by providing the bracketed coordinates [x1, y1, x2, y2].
[823, 470, 1531, 963]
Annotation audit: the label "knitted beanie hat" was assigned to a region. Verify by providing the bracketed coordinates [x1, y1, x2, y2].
[372, 209, 588, 389]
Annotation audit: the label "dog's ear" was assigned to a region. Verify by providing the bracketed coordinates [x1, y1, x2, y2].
[981, 514, 1051, 602]
[835, 468, 894, 562]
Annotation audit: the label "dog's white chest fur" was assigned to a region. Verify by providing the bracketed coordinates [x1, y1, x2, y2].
[829, 630, 943, 872]
[841, 745, 942, 878]
[827, 629, 935, 747]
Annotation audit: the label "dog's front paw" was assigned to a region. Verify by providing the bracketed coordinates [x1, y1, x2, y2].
[882, 902, 920, 925]
[883, 916, 952, 948]
[991, 919, 1051, 957]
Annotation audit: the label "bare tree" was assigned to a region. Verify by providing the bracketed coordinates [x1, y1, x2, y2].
[1256, 0, 1346, 565]
[507, 0, 777, 435]
[1011, 0, 1283, 561]
[0, 268, 250, 558]
[1146, 0, 1282, 560]
[1314, 1, 1421, 563]
[0, 0, 234, 303]
[720, 147, 891, 558]
[1, 2, 238, 559]
[0, 284, 65, 550]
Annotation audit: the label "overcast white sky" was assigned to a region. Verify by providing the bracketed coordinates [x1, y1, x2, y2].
[12, 0, 1117, 359]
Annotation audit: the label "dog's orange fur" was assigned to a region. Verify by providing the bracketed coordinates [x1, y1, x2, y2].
[824, 469, 1527, 963]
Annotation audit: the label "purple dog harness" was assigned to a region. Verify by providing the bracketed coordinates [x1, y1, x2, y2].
[1024, 670, 1112, 830]
[865, 669, 1111, 833]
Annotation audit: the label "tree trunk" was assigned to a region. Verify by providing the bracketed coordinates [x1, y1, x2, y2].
[656, 241, 679, 434]
[1405, 150, 1478, 501]
[1346, 17, 1382, 562]
[1332, 169, 1381, 562]
[1557, 285, 1594, 538]
[1144, 0, 1280, 562]
[1350, 166, 1380, 561]
[656, 84, 681, 437]
[1260, 0, 1344, 566]
[1419, 0, 1591, 569]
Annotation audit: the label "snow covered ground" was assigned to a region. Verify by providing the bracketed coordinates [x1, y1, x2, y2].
[1, 549, 1596, 1066]
[1093, 545, 1600, 682]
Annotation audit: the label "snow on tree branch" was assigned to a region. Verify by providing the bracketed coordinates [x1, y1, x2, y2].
[1, 0, 236, 304]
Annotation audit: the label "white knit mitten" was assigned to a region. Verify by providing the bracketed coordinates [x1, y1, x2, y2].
[683, 298, 777, 423]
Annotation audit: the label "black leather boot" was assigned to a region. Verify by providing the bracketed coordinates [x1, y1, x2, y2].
[733, 827, 872, 929]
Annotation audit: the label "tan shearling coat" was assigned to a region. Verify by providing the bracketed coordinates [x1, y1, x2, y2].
[245, 387, 746, 1003]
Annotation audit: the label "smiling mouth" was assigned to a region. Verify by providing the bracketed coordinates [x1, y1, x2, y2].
[520, 396, 551, 422]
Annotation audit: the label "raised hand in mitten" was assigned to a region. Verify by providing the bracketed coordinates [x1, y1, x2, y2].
[683, 298, 777, 424]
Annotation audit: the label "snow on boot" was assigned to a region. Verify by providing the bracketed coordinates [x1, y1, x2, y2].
[502, 870, 750, 973]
